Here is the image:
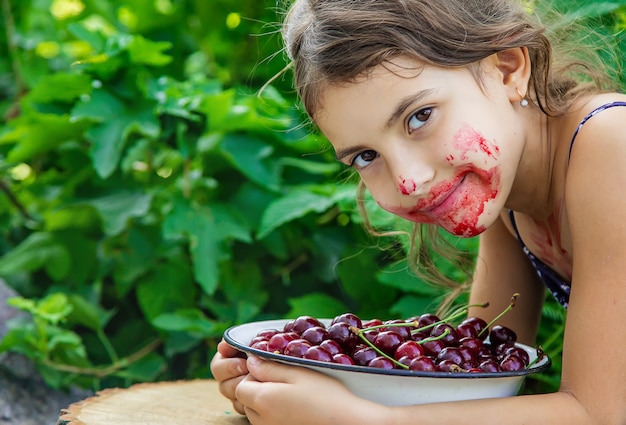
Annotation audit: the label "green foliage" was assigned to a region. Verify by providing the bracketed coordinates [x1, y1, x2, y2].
[0, 0, 452, 390]
[0, 0, 623, 395]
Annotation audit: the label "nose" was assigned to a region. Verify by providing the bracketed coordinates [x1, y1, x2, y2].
[392, 160, 435, 196]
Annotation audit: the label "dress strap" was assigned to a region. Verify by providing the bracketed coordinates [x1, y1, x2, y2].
[568, 101, 626, 162]
[508, 209, 523, 242]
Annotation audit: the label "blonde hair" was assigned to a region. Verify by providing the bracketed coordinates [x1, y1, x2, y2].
[280, 0, 618, 301]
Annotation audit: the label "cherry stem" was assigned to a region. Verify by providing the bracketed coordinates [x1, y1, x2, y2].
[415, 328, 450, 345]
[349, 326, 409, 369]
[525, 346, 545, 369]
[477, 293, 520, 339]
[411, 302, 489, 335]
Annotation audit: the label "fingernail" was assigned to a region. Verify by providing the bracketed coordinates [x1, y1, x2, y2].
[248, 355, 261, 367]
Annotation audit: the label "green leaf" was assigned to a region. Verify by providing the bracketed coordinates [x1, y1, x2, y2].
[8, 293, 73, 325]
[0, 113, 90, 162]
[279, 157, 342, 176]
[163, 198, 252, 295]
[27, 73, 92, 103]
[115, 352, 166, 382]
[376, 260, 443, 296]
[67, 22, 107, 51]
[220, 134, 281, 191]
[389, 295, 440, 319]
[286, 293, 348, 319]
[71, 88, 160, 178]
[152, 309, 218, 335]
[128, 35, 173, 66]
[0, 232, 71, 281]
[257, 185, 355, 239]
[136, 260, 197, 321]
[86, 190, 153, 236]
[67, 295, 114, 331]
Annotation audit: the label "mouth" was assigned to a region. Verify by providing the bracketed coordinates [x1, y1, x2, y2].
[415, 174, 466, 216]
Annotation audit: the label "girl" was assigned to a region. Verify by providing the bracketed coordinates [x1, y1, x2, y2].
[210, 1, 626, 424]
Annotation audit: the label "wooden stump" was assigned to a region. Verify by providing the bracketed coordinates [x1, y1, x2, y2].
[57, 379, 249, 425]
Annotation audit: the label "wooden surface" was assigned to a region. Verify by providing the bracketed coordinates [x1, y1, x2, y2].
[57, 379, 249, 425]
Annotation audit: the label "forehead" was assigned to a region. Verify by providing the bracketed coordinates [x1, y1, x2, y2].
[314, 58, 462, 133]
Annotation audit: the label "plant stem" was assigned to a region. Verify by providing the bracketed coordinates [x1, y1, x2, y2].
[42, 339, 162, 378]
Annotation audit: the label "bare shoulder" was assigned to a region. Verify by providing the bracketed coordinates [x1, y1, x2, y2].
[563, 92, 626, 236]
[563, 93, 626, 175]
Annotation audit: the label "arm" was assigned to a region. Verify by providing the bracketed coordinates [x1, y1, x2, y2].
[468, 213, 545, 345]
[234, 108, 626, 425]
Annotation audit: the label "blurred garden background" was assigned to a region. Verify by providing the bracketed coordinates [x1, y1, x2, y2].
[1, 0, 625, 398]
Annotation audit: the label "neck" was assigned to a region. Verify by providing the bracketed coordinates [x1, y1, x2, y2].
[505, 109, 559, 220]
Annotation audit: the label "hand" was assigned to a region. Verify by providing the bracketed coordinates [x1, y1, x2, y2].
[235, 355, 389, 425]
[209, 339, 249, 415]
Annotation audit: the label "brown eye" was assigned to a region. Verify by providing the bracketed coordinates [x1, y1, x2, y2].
[407, 108, 433, 133]
[352, 150, 379, 168]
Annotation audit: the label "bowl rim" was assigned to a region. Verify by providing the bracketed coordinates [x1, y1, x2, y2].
[223, 318, 552, 379]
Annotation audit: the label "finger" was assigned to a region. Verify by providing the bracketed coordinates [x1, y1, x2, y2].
[210, 354, 248, 383]
[231, 399, 246, 416]
[217, 339, 245, 358]
[246, 355, 316, 383]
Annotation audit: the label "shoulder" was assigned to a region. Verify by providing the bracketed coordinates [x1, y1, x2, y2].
[563, 93, 626, 232]
[564, 93, 626, 149]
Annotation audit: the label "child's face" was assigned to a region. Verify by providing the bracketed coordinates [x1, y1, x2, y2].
[315, 56, 525, 237]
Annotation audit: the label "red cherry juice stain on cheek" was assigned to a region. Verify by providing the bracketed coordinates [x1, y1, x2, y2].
[452, 125, 500, 162]
[384, 166, 501, 237]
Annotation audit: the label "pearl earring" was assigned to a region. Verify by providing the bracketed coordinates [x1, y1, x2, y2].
[516, 88, 529, 107]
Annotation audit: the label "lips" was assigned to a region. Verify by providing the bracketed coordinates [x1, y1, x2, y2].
[413, 174, 466, 216]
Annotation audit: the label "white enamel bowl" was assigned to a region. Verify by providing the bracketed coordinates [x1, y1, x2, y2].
[224, 319, 551, 407]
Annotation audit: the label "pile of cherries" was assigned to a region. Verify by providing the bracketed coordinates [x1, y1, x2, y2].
[247, 298, 539, 373]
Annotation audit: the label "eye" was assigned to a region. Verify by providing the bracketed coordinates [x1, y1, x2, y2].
[351, 150, 378, 169]
[407, 108, 433, 133]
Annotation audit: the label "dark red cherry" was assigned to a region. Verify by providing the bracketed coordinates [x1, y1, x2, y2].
[362, 318, 384, 328]
[435, 359, 459, 372]
[500, 354, 525, 372]
[301, 326, 329, 345]
[460, 316, 488, 337]
[478, 359, 501, 373]
[456, 323, 478, 339]
[283, 339, 312, 358]
[489, 325, 517, 346]
[332, 353, 355, 365]
[267, 332, 298, 354]
[408, 356, 436, 372]
[352, 346, 378, 366]
[327, 322, 359, 350]
[430, 323, 459, 346]
[383, 319, 412, 339]
[417, 313, 440, 329]
[436, 347, 464, 365]
[303, 346, 332, 362]
[250, 340, 269, 351]
[331, 313, 362, 329]
[256, 329, 280, 340]
[368, 356, 395, 369]
[503, 346, 529, 366]
[319, 339, 343, 356]
[292, 316, 325, 334]
[373, 330, 404, 356]
[421, 339, 446, 357]
[394, 340, 425, 360]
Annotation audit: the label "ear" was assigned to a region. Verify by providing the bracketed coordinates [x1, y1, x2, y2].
[494, 47, 531, 103]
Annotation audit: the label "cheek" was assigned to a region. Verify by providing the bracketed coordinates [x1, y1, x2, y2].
[446, 124, 500, 164]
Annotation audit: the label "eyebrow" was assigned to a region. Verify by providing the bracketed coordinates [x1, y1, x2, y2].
[334, 88, 438, 162]
[385, 88, 438, 129]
